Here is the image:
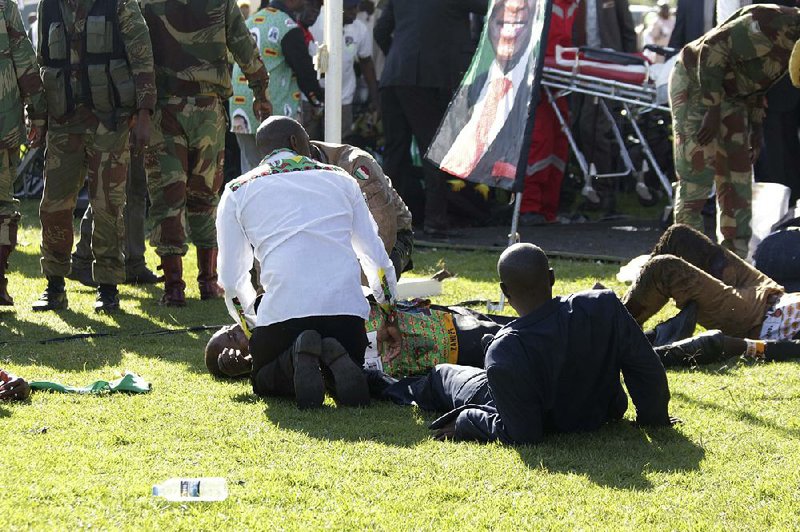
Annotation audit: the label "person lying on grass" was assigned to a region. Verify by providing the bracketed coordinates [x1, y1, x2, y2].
[619, 224, 800, 365]
[0, 370, 30, 401]
[654, 329, 800, 368]
[386, 243, 677, 444]
[623, 224, 799, 344]
[204, 300, 514, 387]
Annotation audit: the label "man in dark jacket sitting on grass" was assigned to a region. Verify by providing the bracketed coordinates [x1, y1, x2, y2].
[396, 243, 676, 444]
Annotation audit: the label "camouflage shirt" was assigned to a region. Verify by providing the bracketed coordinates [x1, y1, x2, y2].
[141, 0, 269, 101]
[682, 5, 800, 127]
[37, 0, 155, 126]
[0, 0, 46, 148]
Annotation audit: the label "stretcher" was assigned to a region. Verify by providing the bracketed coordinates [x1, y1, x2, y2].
[541, 45, 675, 215]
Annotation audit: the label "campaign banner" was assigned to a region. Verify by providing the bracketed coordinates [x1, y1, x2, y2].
[426, 0, 552, 191]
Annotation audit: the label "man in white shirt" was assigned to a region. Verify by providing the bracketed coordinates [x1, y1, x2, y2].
[216, 116, 401, 409]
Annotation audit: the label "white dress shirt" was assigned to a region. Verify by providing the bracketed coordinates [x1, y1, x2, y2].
[216, 150, 398, 329]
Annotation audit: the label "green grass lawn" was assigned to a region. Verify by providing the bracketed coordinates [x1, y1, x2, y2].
[2, 199, 800, 529]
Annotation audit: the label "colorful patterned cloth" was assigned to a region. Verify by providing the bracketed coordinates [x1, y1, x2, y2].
[761, 292, 800, 341]
[230, 6, 301, 134]
[366, 300, 459, 377]
[227, 150, 347, 191]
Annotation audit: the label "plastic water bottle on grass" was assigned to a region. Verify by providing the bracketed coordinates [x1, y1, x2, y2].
[152, 477, 228, 502]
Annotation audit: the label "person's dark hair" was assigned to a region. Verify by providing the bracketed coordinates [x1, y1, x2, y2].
[497, 243, 552, 300]
[256, 116, 312, 157]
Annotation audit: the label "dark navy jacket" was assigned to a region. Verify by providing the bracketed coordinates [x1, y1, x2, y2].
[447, 290, 671, 444]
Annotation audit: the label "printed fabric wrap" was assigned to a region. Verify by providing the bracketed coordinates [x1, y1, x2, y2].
[366, 302, 459, 377]
[230, 7, 301, 134]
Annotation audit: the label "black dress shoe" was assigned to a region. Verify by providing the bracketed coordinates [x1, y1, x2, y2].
[655, 330, 724, 368]
[290, 330, 324, 409]
[32, 289, 68, 311]
[320, 337, 369, 407]
[94, 285, 120, 313]
[124, 267, 161, 285]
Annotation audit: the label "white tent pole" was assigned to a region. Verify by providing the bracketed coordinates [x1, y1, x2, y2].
[323, 0, 343, 143]
[487, 192, 522, 312]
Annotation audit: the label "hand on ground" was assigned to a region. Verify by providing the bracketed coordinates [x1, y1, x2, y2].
[0, 371, 31, 401]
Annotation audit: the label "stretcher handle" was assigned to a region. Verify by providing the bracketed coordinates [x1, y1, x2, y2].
[578, 46, 647, 66]
[643, 44, 679, 59]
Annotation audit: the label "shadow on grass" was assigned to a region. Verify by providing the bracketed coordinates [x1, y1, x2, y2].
[412, 249, 621, 286]
[256, 396, 430, 447]
[516, 421, 705, 491]
[2, 324, 214, 375]
[673, 391, 800, 440]
[1, 308, 70, 342]
[0, 404, 9, 417]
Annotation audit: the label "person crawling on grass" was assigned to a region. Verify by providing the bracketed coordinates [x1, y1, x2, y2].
[215, 116, 402, 410]
[385, 243, 676, 444]
[204, 299, 514, 389]
[0, 370, 30, 401]
[621, 224, 800, 365]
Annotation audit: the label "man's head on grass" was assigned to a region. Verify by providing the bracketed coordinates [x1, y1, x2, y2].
[256, 116, 312, 157]
[205, 325, 252, 378]
[498, 243, 554, 316]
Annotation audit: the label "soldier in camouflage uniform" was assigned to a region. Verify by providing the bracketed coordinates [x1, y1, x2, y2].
[310, 141, 414, 276]
[671, 5, 800, 258]
[34, 0, 155, 312]
[0, 0, 46, 306]
[141, 0, 271, 307]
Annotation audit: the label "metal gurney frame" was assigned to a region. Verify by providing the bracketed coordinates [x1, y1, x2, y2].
[540, 47, 673, 218]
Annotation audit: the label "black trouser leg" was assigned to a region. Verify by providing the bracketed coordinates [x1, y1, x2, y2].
[393, 86, 453, 231]
[250, 315, 368, 396]
[380, 86, 414, 200]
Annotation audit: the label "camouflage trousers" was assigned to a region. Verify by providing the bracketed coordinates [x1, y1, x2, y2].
[146, 96, 226, 257]
[670, 60, 753, 257]
[0, 148, 21, 247]
[39, 121, 130, 284]
[622, 224, 783, 338]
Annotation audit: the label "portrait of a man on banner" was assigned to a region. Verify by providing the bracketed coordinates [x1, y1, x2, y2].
[427, 0, 550, 190]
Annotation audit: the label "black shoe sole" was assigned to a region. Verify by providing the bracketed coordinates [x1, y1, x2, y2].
[320, 337, 369, 407]
[292, 330, 324, 409]
[94, 302, 120, 313]
[31, 295, 68, 312]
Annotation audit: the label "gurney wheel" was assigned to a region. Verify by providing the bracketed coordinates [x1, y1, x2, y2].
[635, 183, 660, 208]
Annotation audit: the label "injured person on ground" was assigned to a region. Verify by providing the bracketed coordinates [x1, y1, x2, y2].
[622, 224, 800, 366]
[205, 300, 514, 381]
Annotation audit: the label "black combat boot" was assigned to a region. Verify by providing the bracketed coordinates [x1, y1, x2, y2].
[32, 276, 68, 311]
[94, 284, 120, 313]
